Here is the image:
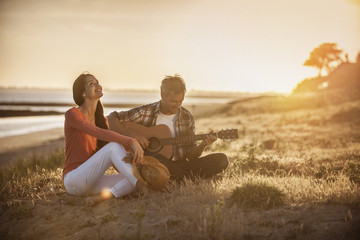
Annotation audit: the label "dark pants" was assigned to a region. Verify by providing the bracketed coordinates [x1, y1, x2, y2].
[145, 151, 229, 181]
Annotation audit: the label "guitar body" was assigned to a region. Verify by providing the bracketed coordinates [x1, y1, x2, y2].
[121, 122, 174, 159]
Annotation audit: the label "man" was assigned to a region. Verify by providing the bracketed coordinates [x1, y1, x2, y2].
[108, 74, 228, 181]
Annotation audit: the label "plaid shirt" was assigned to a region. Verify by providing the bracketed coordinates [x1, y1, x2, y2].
[112, 101, 196, 161]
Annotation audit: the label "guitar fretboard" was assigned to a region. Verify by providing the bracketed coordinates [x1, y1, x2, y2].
[159, 133, 217, 145]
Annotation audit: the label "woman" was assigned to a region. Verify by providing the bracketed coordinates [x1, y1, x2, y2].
[63, 73, 145, 206]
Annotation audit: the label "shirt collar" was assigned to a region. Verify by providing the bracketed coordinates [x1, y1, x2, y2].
[157, 100, 185, 118]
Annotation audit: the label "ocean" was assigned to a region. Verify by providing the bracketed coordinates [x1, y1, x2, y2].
[0, 88, 240, 138]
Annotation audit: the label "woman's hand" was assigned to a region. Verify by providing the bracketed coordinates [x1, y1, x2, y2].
[131, 141, 144, 164]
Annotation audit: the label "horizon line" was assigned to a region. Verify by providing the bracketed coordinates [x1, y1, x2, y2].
[0, 86, 289, 95]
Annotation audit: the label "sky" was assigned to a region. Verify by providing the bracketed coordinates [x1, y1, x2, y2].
[0, 0, 359, 93]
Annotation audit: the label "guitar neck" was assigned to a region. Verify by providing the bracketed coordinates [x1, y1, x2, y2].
[160, 133, 216, 145]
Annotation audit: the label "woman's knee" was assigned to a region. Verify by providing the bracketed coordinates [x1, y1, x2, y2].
[107, 142, 126, 155]
[64, 174, 91, 196]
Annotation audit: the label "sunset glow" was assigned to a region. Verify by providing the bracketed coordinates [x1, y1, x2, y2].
[0, 0, 359, 93]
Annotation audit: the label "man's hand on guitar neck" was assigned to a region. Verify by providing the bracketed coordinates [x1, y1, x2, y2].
[200, 131, 217, 148]
[189, 131, 217, 158]
[188, 131, 217, 160]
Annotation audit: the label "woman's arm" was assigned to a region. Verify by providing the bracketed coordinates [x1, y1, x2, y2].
[107, 112, 149, 149]
[66, 109, 135, 149]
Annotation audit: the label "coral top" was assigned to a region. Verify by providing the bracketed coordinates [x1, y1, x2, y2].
[62, 107, 135, 179]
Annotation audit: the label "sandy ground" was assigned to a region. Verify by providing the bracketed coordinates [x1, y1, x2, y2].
[0, 128, 64, 167]
[1, 100, 360, 239]
[1, 191, 359, 240]
[0, 127, 359, 240]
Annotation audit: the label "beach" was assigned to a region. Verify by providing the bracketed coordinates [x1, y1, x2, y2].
[0, 128, 64, 167]
[1, 93, 360, 239]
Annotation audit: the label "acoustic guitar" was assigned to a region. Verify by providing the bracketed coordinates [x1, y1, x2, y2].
[121, 122, 239, 159]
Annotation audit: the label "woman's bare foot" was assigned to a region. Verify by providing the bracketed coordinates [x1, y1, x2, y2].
[85, 190, 114, 207]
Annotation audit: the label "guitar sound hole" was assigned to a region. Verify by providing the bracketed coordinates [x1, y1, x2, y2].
[148, 137, 162, 153]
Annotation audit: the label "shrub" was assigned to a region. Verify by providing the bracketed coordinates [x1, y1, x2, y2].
[343, 161, 360, 183]
[230, 182, 285, 209]
[233, 154, 282, 177]
[261, 139, 277, 150]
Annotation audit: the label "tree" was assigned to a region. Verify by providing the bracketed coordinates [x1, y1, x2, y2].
[303, 43, 343, 77]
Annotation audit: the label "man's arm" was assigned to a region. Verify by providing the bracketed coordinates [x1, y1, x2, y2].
[187, 133, 217, 160]
[108, 111, 149, 149]
[183, 111, 217, 160]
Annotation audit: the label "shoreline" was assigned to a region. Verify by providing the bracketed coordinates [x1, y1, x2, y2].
[0, 110, 64, 117]
[0, 102, 225, 118]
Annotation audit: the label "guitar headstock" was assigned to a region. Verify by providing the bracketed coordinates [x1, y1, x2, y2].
[217, 129, 239, 140]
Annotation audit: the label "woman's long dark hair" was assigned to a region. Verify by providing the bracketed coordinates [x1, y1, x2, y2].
[73, 73, 108, 151]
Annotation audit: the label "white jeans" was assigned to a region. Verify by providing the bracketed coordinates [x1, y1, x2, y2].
[64, 142, 138, 198]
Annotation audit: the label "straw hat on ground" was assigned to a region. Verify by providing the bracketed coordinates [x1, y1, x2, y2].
[133, 156, 170, 191]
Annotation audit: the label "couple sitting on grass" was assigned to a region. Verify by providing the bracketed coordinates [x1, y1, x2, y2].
[62, 73, 229, 206]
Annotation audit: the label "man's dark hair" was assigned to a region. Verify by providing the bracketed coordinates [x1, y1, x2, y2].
[161, 74, 186, 95]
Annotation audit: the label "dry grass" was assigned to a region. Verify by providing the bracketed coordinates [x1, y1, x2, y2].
[1, 93, 360, 239]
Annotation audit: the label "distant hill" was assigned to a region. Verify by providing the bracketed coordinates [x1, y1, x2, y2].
[293, 56, 360, 93]
[212, 57, 360, 115]
[201, 55, 360, 117]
